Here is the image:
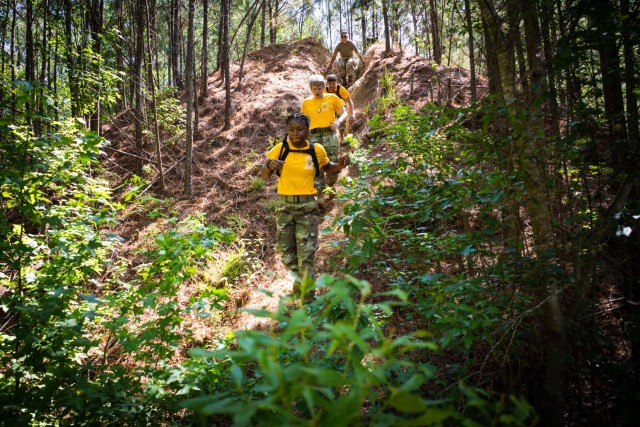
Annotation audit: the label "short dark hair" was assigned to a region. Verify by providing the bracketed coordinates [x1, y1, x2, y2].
[286, 112, 310, 130]
[326, 74, 337, 82]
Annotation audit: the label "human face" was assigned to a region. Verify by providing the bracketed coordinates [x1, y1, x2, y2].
[287, 119, 308, 145]
[341, 34, 347, 43]
[310, 84, 325, 99]
[327, 80, 338, 92]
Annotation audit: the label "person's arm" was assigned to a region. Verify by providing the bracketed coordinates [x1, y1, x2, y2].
[330, 105, 348, 132]
[346, 95, 355, 120]
[321, 155, 350, 174]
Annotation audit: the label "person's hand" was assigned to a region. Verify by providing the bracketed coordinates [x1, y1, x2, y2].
[338, 155, 350, 169]
[330, 121, 340, 131]
[267, 159, 284, 172]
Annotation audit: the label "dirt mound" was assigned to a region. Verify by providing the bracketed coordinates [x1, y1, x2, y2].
[100, 37, 480, 336]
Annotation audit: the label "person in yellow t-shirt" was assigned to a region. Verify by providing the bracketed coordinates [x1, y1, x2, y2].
[301, 74, 347, 199]
[325, 73, 354, 145]
[261, 113, 349, 302]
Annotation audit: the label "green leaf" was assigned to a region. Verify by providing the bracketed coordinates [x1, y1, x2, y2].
[387, 390, 427, 413]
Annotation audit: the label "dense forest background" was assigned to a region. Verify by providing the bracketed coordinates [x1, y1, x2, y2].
[1, 0, 639, 426]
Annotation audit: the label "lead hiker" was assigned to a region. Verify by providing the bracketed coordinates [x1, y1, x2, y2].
[261, 113, 349, 302]
[326, 31, 364, 87]
[325, 73, 354, 145]
[300, 74, 348, 205]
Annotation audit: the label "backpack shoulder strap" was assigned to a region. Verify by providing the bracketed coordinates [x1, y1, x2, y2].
[308, 141, 321, 178]
[335, 84, 344, 100]
[276, 136, 289, 176]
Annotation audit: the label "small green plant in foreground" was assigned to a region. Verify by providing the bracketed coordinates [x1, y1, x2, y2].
[182, 276, 536, 426]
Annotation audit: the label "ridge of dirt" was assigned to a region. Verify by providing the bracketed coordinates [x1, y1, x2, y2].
[100, 37, 479, 342]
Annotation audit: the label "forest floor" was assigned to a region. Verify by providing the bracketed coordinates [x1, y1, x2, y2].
[100, 37, 481, 348]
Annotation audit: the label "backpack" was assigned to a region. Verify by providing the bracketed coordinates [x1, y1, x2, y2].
[325, 84, 344, 100]
[277, 136, 321, 178]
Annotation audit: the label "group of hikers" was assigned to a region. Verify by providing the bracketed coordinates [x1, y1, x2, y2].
[260, 32, 365, 302]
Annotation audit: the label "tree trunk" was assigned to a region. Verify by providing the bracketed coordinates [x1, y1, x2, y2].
[134, 0, 145, 174]
[237, 4, 260, 90]
[260, 0, 266, 47]
[589, 0, 628, 168]
[620, 0, 638, 146]
[464, 0, 476, 103]
[428, 0, 441, 64]
[171, 0, 182, 89]
[222, 0, 231, 130]
[360, 3, 366, 51]
[146, 0, 164, 192]
[115, 0, 125, 112]
[184, 0, 195, 198]
[201, 0, 209, 97]
[88, 0, 103, 134]
[381, 0, 390, 55]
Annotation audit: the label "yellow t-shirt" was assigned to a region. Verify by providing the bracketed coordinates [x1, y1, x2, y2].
[267, 139, 329, 196]
[300, 94, 345, 129]
[325, 85, 350, 101]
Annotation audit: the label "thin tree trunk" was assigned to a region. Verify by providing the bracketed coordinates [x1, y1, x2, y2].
[620, 0, 639, 145]
[171, 0, 182, 89]
[223, 0, 231, 129]
[360, 3, 366, 51]
[237, 4, 261, 90]
[428, 0, 441, 64]
[146, 0, 164, 191]
[260, 0, 266, 47]
[134, 0, 145, 174]
[88, 0, 103, 134]
[184, 0, 196, 198]
[464, 0, 476, 103]
[381, 0, 390, 55]
[64, 0, 79, 117]
[201, 0, 209, 97]
[115, 0, 125, 112]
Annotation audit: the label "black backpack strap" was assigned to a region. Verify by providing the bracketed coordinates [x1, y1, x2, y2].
[308, 141, 321, 178]
[325, 85, 344, 100]
[276, 136, 290, 176]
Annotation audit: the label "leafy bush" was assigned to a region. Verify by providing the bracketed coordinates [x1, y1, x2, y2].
[183, 276, 536, 426]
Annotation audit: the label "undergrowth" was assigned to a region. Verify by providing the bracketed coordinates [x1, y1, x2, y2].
[0, 83, 537, 425]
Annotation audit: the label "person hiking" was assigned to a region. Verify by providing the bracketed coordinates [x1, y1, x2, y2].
[300, 74, 348, 206]
[326, 31, 364, 87]
[325, 73, 354, 145]
[261, 113, 349, 302]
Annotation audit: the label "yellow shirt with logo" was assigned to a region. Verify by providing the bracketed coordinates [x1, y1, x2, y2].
[266, 139, 329, 196]
[300, 94, 345, 129]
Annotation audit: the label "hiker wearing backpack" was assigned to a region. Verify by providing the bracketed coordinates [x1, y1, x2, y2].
[301, 75, 348, 204]
[326, 31, 364, 87]
[325, 74, 354, 145]
[261, 113, 349, 302]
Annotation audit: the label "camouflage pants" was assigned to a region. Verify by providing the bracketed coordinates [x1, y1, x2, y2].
[309, 130, 340, 191]
[337, 57, 359, 79]
[276, 198, 319, 286]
